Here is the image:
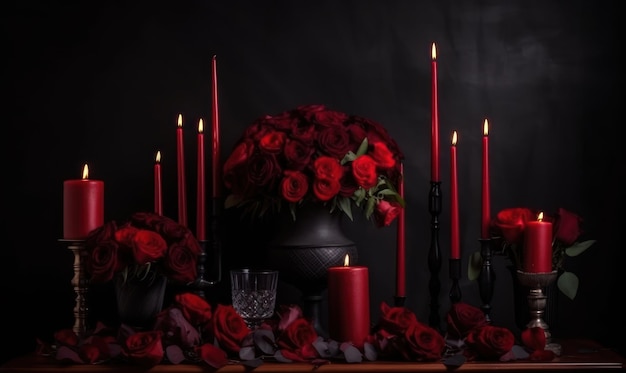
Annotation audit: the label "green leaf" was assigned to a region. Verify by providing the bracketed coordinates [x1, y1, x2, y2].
[341, 151, 357, 164]
[468, 251, 483, 281]
[365, 197, 376, 219]
[337, 196, 354, 221]
[557, 271, 579, 300]
[356, 137, 369, 157]
[353, 188, 366, 206]
[224, 194, 242, 209]
[289, 203, 297, 221]
[376, 189, 399, 197]
[564, 240, 596, 257]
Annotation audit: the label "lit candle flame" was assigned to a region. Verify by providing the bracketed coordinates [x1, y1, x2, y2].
[483, 119, 489, 136]
[452, 131, 458, 146]
[431, 42, 437, 60]
[198, 118, 204, 133]
[156, 150, 161, 163]
[537, 211, 544, 221]
[82, 164, 89, 180]
[343, 254, 350, 267]
[177, 113, 183, 128]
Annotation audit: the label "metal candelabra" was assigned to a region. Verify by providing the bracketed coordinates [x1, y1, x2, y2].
[477, 238, 495, 322]
[60, 239, 88, 337]
[191, 197, 223, 298]
[428, 181, 442, 329]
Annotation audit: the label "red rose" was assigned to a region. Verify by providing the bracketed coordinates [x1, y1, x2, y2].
[276, 304, 303, 331]
[122, 330, 164, 367]
[374, 200, 401, 227]
[78, 343, 101, 363]
[339, 168, 358, 197]
[54, 329, 78, 347]
[163, 241, 198, 283]
[284, 138, 315, 170]
[311, 108, 349, 127]
[195, 343, 229, 369]
[247, 153, 281, 188]
[313, 156, 344, 179]
[446, 302, 488, 340]
[210, 304, 250, 354]
[317, 126, 351, 159]
[369, 142, 396, 169]
[465, 325, 515, 360]
[259, 130, 286, 154]
[312, 177, 341, 201]
[351, 155, 378, 189]
[131, 229, 168, 265]
[88, 240, 121, 283]
[378, 301, 417, 335]
[521, 327, 556, 361]
[553, 207, 582, 246]
[265, 111, 298, 131]
[223, 141, 254, 176]
[280, 170, 309, 203]
[491, 207, 535, 244]
[402, 321, 446, 361]
[114, 226, 139, 247]
[277, 318, 319, 361]
[174, 292, 212, 327]
[154, 307, 201, 348]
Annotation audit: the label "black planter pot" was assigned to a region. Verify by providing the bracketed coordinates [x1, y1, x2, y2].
[266, 204, 357, 337]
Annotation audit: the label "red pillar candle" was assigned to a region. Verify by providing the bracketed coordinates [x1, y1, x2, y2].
[523, 212, 553, 273]
[154, 151, 163, 215]
[63, 164, 104, 240]
[430, 43, 440, 182]
[450, 131, 460, 259]
[396, 162, 406, 297]
[211, 55, 221, 199]
[328, 255, 370, 349]
[481, 119, 490, 239]
[196, 118, 206, 240]
[177, 113, 187, 226]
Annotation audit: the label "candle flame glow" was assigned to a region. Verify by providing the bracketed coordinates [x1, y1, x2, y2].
[198, 118, 204, 133]
[156, 150, 161, 163]
[431, 42, 437, 60]
[82, 164, 89, 180]
[177, 113, 183, 128]
[537, 211, 544, 221]
[343, 254, 350, 267]
[483, 119, 489, 136]
[452, 131, 457, 146]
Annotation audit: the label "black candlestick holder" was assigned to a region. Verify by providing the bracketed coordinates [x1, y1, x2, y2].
[449, 258, 462, 303]
[59, 239, 88, 337]
[428, 181, 442, 329]
[477, 238, 495, 322]
[394, 295, 406, 307]
[190, 198, 223, 298]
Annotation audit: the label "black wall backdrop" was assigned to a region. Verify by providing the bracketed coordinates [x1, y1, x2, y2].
[2, 0, 623, 364]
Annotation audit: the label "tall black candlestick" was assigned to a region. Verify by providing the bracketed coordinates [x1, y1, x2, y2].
[449, 258, 462, 303]
[478, 238, 494, 322]
[191, 197, 222, 298]
[428, 181, 442, 330]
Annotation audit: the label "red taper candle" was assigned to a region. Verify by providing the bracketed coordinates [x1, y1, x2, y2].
[196, 118, 206, 240]
[63, 164, 104, 240]
[328, 255, 370, 349]
[211, 55, 221, 199]
[154, 151, 163, 215]
[430, 42, 440, 182]
[481, 119, 490, 239]
[395, 163, 406, 298]
[450, 131, 460, 259]
[177, 113, 187, 226]
[523, 212, 553, 273]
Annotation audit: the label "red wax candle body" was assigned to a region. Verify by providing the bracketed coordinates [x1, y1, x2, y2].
[327, 265, 370, 349]
[154, 151, 163, 215]
[211, 55, 221, 199]
[177, 114, 187, 226]
[196, 119, 206, 240]
[523, 218, 553, 273]
[63, 176, 104, 240]
[430, 43, 439, 182]
[450, 132, 460, 259]
[396, 163, 405, 297]
[481, 120, 490, 239]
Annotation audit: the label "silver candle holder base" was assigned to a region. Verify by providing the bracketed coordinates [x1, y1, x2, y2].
[60, 239, 89, 338]
[516, 270, 561, 355]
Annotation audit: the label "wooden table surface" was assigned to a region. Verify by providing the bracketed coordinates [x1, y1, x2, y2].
[1, 339, 624, 372]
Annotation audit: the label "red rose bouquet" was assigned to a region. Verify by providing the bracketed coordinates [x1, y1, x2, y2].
[84, 212, 202, 285]
[468, 207, 596, 300]
[222, 104, 405, 226]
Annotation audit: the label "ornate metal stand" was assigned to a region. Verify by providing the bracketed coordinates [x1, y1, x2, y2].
[477, 238, 494, 322]
[60, 239, 88, 337]
[191, 198, 222, 298]
[516, 270, 561, 354]
[428, 181, 442, 329]
[449, 258, 462, 303]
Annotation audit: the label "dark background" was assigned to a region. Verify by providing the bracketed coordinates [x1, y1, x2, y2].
[2, 0, 623, 365]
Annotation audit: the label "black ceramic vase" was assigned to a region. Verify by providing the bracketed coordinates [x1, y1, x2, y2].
[266, 204, 357, 337]
[114, 274, 167, 329]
